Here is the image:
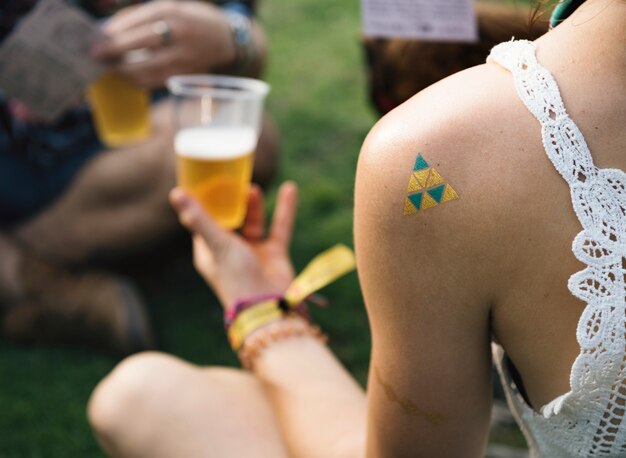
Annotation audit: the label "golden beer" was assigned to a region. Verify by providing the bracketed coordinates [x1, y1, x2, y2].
[175, 126, 256, 229]
[87, 72, 151, 147]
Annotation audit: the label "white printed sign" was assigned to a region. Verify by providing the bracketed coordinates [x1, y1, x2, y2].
[361, 0, 478, 43]
[0, 0, 104, 121]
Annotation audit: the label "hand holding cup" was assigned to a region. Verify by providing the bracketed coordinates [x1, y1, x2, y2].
[91, 0, 236, 88]
[167, 74, 269, 230]
[170, 182, 298, 309]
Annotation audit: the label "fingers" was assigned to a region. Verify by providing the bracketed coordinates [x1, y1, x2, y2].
[93, 25, 163, 61]
[112, 47, 180, 87]
[242, 185, 266, 241]
[269, 181, 298, 248]
[191, 233, 216, 278]
[92, 1, 177, 61]
[169, 187, 226, 250]
[103, 1, 175, 36]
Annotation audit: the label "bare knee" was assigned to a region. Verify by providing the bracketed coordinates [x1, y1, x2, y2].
[88, 351, 179, 441]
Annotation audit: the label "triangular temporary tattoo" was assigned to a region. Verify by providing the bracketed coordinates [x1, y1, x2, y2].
[421, 193, 438, 210]
[407, 192, 423, 210]
[414, 169, 430, 188]
[413, 154, 429, 171]
[426, 168, 444, 188]
[406, 174, 422, 193]
[403, 154, 459, 216]
[403, 198, 418, 215]
[441, 184, 459, 203]
[427, 184, 446, 203]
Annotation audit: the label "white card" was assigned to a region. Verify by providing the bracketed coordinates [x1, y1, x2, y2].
[0, 0, 104, 121]
[361, 0, 478, 43]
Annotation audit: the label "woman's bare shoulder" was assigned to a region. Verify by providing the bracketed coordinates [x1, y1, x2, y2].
[353, 64, 530, 455]
[355, 61, 543, 299]
[359, 61, 535, 178]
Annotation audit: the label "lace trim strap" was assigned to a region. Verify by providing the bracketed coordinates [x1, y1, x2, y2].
[488, 39, 626, 456]
[487, 40, 597, 187]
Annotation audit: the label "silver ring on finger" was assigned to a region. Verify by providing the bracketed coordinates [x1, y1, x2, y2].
[152, 19, 173, 47]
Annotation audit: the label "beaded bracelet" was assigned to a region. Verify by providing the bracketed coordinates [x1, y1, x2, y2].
[225, 244, 355, 353]
[226, 297, 312, 351]
[238, 319, 328, 370]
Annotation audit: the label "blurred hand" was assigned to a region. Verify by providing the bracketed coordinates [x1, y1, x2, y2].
[7, 99, 43, 123]
[170, 182, 298, 309]
[92, 0, 236, 88]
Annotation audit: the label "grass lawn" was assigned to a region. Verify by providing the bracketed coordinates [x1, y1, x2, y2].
[0, 0, 529, 455]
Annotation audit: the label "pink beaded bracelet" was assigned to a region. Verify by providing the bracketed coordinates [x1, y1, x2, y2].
[238, 319, 328, 370]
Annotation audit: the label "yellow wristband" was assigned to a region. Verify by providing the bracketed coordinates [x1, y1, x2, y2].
[227, 244, 356, 351]
[228, 299, 282, 350]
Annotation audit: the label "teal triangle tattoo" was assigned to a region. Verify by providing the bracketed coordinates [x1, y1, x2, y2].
[413, 154, 429, 171]
[408, 192, 423, 209]
[427, 184, 446, 203]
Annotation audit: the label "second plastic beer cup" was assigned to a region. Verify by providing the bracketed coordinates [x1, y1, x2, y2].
[87, 48, 153, 147]
[87, 72, 151, 147]
[167, 75, 269, 229]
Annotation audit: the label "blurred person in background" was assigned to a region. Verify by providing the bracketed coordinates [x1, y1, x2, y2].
[363, 1, 548, 116]
[0, 0, 278, 355]
[88, 0, 626, 456]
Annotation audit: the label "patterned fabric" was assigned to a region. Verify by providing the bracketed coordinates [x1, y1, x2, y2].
[0, 0, 256, 226]
[489, 40, 626, 457]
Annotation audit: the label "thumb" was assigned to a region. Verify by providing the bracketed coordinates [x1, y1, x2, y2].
[169, 187, 226, 249]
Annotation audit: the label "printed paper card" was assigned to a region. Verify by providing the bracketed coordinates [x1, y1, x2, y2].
[361, 0, 478, 42]
[0, 0, 104, 121]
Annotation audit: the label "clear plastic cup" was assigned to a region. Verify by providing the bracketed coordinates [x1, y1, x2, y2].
[167, 75, 269, 229]
[87, 49, 152, 147]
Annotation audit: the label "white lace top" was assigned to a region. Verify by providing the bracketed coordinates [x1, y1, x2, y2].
[488, 40, 626, 457]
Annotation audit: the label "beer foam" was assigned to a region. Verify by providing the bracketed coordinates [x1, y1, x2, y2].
[174, 126, 257, 159]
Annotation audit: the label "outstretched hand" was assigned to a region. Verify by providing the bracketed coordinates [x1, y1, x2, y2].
[170, 182, 298, 309]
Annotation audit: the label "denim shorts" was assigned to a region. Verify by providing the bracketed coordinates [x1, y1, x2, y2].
[0, 89, 170, 229]
[0, 103, 104, 228]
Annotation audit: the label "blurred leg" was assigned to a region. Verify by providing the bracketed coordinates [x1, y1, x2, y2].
[88, 352, 289, 458]
[1, 101, 279, 351]
[13, 101, 178, 265]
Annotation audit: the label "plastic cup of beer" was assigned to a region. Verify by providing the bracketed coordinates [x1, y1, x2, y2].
[87, 50, 152, 147]
[167, 75, 269, 230]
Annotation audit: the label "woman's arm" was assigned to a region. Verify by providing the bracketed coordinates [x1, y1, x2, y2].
[171, 183, 367, 458]
[354, 104, 494, 456]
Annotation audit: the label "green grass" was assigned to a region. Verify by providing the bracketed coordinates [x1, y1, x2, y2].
[0, 0, 528, 455]
[1, 1, 373, 456]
